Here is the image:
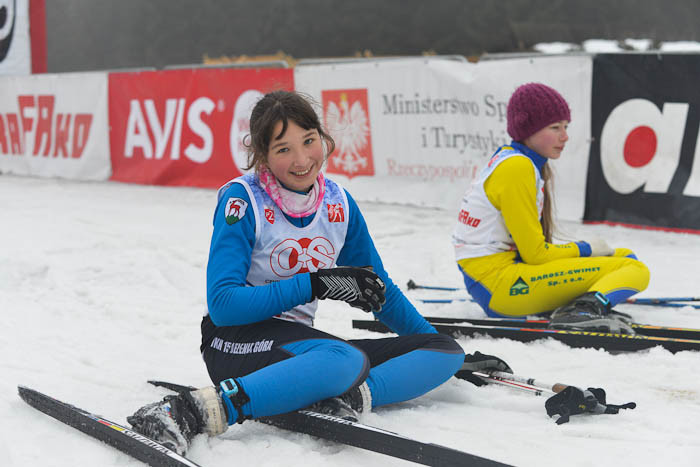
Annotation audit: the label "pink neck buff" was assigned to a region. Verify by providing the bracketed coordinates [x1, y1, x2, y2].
[258, 166, 326, 218]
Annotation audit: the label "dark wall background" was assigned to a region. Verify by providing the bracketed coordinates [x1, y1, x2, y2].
[46, 0, 700, 73]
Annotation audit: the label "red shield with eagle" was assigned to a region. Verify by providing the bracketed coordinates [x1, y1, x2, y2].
[322, 89, 375, 178]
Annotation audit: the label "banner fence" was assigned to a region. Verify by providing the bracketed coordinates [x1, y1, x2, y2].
[2, 53, 700, 232]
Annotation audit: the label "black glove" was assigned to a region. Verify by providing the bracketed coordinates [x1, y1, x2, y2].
[545, 386, 636, 425]
[454, 351, 513, 386]
[310, 266, 386, 313]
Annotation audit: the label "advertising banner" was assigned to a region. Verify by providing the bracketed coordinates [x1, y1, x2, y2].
[0, 72, 110, 180]
[295, 56, 592, 221]
[109, 68, 294, 188]
[586, 54, 700, 232]
[0, 0, 32, 75]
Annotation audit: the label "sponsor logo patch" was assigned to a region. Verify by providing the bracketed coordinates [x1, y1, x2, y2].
[327, 203, 345, 222]
[458, 209, 481, 227]
[264, 208, 275, 224]
[509, 277, 529, 296]
[270, 237, 336, 277]
[225, 197, 248, 225]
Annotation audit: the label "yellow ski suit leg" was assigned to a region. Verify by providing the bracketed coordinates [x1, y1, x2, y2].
[457, 249, 650, 317]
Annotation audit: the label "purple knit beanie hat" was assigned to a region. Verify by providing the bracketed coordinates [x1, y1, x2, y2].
[507, 83, 571, 141]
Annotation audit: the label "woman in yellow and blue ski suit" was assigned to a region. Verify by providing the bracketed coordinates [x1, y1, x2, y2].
[452, 83, 649, 320]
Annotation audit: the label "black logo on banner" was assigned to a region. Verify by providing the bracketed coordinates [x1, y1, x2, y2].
[600, 99, 697, 196]
[587, 54, 700, 231]
[0, 0, 16, 62]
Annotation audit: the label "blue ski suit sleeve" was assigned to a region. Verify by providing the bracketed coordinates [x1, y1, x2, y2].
[338, 191, 436, 336]
[206, 183, 313, 326]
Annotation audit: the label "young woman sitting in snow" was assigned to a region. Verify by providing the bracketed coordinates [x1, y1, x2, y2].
[127, 90, 511, 454]
[452, 83, 650, 332]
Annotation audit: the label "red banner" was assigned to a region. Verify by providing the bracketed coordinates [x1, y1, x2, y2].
[109, 68, 294, 187]
[321, 88, 375, 178]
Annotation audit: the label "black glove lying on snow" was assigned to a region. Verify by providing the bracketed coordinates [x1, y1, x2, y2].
[310, 266, 386, 313]
[454, 351, 513, 386]
[545, 386, 636, 425]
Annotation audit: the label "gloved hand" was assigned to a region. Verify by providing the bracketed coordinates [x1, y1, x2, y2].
[545, 386, 636, 425]
[586, 237, 614, 257]
[454, 351, 513, 386]
[310, 266, 386, 313]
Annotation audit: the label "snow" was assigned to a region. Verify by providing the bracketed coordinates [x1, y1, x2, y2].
[623, 39, 654, 51]
[533, 42, 579, 54]
[2, 173, 700, 467]
[659, 41, 700, 52]
[582, 40, 624, 53]
[532, 39, 630, 54]
[533, 39, 700, 53]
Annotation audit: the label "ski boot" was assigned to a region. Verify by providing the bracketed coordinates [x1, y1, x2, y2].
[549, 292, 635, 335]
[127, 385, 231, 455]
[308, 382, 372, 422]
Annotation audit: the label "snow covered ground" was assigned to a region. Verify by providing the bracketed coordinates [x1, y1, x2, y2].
[533, 39, 700, 53]
[2, 174, 700, 467]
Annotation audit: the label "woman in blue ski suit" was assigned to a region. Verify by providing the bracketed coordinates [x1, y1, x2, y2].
[128, 90, 511, 455]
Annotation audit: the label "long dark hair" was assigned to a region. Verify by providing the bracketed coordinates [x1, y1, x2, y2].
[541, 164, 554, 242]
[244, 90, 336, 173]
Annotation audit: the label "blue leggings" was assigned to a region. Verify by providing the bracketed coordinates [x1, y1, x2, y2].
[201, 316, 464, 420]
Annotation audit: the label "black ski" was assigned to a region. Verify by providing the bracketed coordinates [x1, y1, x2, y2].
[352, 320, 700, 353]
[149, 380, 511, 466]
[421, 316, 700, 340]
[260, 409, 508, 466]
[17, 385, 201, 467]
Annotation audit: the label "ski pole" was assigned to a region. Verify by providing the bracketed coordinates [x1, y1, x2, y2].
[622, 301, 700, 309]
[474, 375, 550, 395]
[626, 297, 700, 304]
[418, 298, 470, 304]
[417, 296, 700, 309]
[474, 371, 568, 395]
[406, 279, 463, 292]
[409, 280, 699, 306]
[473, 374, 555, 396]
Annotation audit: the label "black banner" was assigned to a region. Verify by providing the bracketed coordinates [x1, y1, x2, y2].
[586, 54, 700, 231]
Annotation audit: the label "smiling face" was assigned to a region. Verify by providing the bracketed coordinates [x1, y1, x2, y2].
[523, 120, 570, 159]
[265, 119, 325, 192]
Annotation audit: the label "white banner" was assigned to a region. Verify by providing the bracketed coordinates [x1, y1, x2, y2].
[0, 72, 111, 180]
[295, 56, 592, 221]
[0, 0, 31, 75]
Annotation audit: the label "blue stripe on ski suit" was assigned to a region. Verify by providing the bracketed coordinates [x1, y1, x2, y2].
[605, 252, 641, 306]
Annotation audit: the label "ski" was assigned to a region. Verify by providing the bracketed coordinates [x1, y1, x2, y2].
[17, 385, 201, 467]
[421, 316, 700, 340]
[259, 409, 509, 466]
[414, 297, 700, 309]
[352, 320, 700, 353]
[148, 380, 511, 466]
